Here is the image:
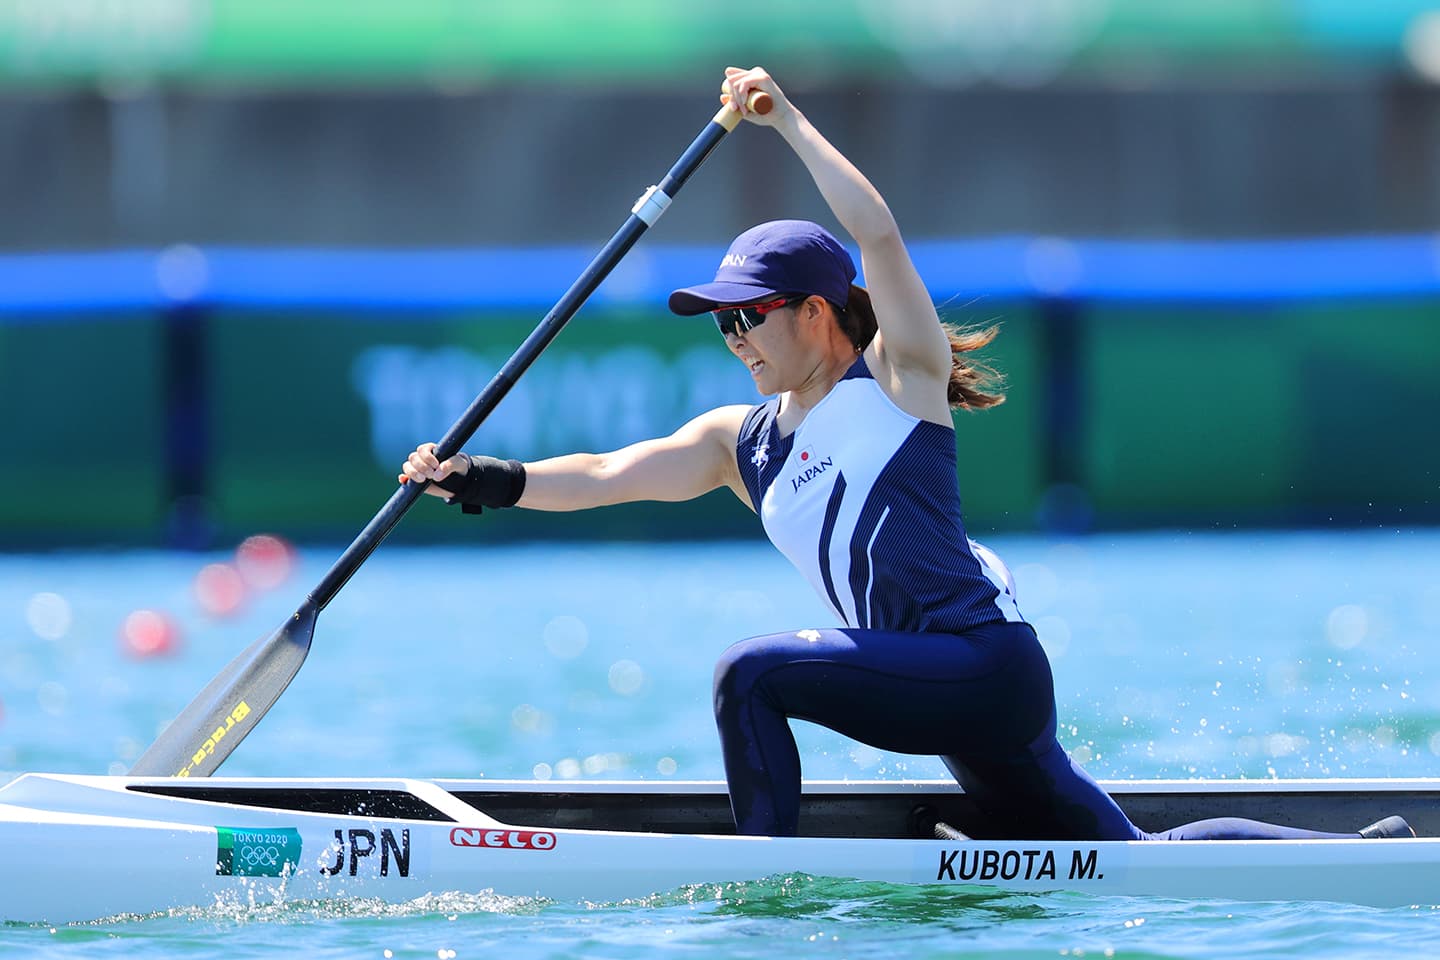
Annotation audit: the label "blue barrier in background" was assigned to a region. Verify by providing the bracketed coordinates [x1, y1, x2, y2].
[2, 235, 1435, 546]
[2, 234, 1438, 314]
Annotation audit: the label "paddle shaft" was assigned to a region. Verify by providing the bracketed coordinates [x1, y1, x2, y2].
[130, 93, 763, 778]
[310, 97, 761, 609]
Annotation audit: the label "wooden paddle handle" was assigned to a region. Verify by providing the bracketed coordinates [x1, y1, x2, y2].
[714, 87, 774, 130]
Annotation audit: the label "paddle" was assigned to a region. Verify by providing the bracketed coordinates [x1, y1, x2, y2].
[130, 88, 772, 778]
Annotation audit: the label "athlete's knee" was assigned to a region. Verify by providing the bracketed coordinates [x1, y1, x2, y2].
[713, 637, 765, 713]
[712, 633, 795, 716]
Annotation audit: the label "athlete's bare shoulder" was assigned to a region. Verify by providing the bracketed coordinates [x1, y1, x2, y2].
[679, 404, 758, 510]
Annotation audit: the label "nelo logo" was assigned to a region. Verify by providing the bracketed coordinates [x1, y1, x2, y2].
[450, 827, 557, 851]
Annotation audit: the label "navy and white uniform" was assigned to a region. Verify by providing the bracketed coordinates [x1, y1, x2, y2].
[714, 357, 1355, 842]
[738, 358, 1019, 634]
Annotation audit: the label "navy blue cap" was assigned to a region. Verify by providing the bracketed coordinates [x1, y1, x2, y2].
[668, 220, 856, 316]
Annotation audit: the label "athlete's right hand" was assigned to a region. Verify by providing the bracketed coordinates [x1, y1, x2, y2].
[722, 66, 793, 127]
[399, 442, 470, 498]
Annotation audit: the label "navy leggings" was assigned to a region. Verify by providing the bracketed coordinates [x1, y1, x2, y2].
[712, 622, 1358, 841]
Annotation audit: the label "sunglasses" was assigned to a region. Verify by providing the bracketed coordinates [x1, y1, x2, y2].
[712, 296, 803, 338]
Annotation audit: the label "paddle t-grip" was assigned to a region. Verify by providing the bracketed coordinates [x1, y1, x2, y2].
[714, 87, 774, 130]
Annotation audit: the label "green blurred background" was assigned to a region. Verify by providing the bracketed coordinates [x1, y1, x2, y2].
[1, 1, 1437, 547]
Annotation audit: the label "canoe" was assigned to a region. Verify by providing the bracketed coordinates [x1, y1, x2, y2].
[2, 773, 1435, 923]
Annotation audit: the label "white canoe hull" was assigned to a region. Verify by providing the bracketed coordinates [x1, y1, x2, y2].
[2, 774, 1437, 923]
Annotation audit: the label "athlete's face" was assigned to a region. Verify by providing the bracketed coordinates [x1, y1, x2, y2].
[717, 299, 805, 394]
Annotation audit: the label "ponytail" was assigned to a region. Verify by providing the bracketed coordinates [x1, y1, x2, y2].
[941, 322, 1005, 411]
[836, 284, 1006, 412]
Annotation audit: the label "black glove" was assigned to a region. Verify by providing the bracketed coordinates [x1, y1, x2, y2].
[434, 454, 527, 515]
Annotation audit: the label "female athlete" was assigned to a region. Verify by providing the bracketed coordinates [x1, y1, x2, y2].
[401, 67, 1410, 843]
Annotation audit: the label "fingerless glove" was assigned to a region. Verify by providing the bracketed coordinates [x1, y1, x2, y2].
[434, 454, 527, 515]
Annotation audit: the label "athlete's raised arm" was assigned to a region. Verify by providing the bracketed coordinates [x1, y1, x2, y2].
[722, 66, 952, 386]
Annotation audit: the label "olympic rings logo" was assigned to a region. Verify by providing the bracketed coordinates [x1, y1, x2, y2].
[240, 845, 283, 867]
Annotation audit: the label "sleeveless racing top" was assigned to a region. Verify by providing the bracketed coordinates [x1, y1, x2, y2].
[735, 356, 1022, 633]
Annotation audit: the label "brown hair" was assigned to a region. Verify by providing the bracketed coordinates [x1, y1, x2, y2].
[836, 284, 1006, 411]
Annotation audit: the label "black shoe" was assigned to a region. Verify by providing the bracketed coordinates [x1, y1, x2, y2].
[908, 805, 970, 841]
[1358, 815, 1416, 839]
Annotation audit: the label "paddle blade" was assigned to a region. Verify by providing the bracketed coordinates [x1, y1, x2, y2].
[128, 602, 319, 777]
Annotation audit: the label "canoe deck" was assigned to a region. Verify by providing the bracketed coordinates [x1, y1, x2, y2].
[124, 776, 1440, 838]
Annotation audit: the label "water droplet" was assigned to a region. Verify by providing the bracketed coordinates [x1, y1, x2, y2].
[25, 593, 72, 641]
[608, 659, 644, 696]
[510, 704, 551, 735]
[543, 615, 589, 659]
[1326, 604, 1367, 649]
